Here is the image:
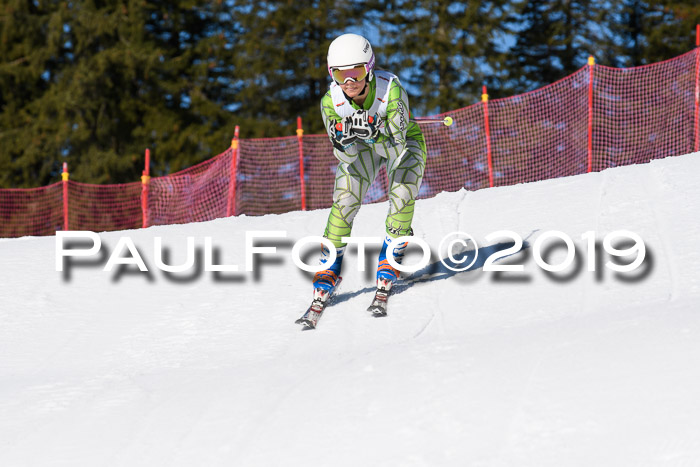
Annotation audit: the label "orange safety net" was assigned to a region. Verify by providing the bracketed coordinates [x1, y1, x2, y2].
[147, 148, 233, 226]
[487, 68, 590, 186]
[593, 51, 699, 170]
[235, 138, 302, 216]
[67, 181, 142, 232]
[0, 183, 64, 237]
[1, 49, 699, 238]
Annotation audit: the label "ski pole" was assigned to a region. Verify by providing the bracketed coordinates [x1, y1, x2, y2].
[415, 116, 454, 127]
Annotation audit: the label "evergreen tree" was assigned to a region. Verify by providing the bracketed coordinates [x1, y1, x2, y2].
[136, 0, 240, 176]
[229, 0, 368, 138]
[505, 0, 605, 93]
[0, 0, 238, 187]
[2, 0, 697, 188]
[609, 0, 699, 67]
[374, 0, 513, 114]
[0, 0, 64, 187]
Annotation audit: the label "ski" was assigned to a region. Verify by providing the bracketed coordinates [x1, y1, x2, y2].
[367, 278, 392, 317]
[295, 278, 342, 329]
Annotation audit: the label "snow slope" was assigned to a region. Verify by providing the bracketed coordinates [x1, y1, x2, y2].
[1, 152, 700, 467]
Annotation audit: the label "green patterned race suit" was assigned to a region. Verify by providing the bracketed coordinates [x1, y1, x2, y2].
[320, 72, 427, 248]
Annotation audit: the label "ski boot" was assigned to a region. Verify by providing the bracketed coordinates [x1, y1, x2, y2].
[368, 235, 408, 316]
[296, 244, 345, 329]
[312, 244, 345, 292]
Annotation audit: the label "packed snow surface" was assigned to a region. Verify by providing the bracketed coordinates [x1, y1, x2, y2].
[1, 153, 700, 466]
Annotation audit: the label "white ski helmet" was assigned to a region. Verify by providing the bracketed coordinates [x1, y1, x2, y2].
[327, 33, 375, 83]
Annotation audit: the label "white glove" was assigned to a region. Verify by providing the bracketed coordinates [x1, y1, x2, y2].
[329, 116, 357, 151]
[350, 109, 379, 141]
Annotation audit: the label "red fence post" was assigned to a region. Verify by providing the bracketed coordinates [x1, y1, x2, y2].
[482, 86, 494, 188]
[61, 162, 69, 231]
[227, 125, 240, 217]
[694, 25, 699, 153]
[588, 56, 595, 172]
[141, 148, 151, 228]
[296, 116, 307, 211]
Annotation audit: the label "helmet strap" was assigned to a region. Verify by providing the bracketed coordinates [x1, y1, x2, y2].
[344, 80, 369, 105]
[360, 80, 368, 95]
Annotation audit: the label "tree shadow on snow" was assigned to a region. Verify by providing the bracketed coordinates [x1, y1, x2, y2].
[332, 237, 532, 306]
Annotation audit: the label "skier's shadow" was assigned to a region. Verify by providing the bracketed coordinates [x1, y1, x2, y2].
[332, 239, 530, 305]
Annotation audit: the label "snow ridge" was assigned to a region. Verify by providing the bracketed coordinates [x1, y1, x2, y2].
[1, 153, 700, 466]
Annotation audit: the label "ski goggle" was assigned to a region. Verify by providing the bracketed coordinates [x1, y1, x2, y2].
[330, 64, 368, 84]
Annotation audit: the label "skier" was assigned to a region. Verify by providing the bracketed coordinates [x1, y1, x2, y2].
[310, 33, 427, 318]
